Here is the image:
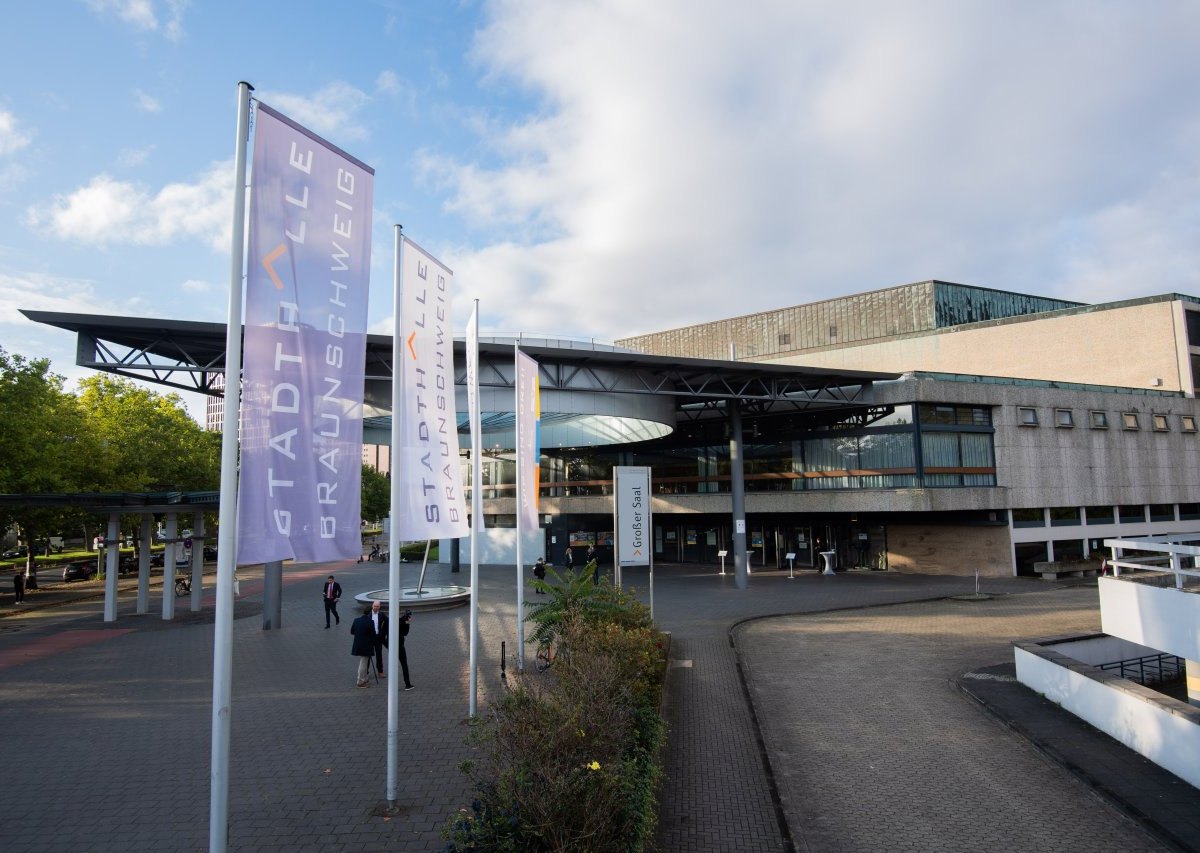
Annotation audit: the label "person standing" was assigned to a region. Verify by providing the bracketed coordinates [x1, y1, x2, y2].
[587, 544, 598, 583]
[396, 609, 414, 690]
[350, 605, 375, 688]
[564, 547, 574, 571]
[323, 575, 342, 628]
[12, 569, 25, 604]
[532, 556, 547, 594]
[370, 600, 389, 677]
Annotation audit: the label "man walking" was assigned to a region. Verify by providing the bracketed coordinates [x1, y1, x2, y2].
[12, 569, 25, 604]
[370, 600, 388, 677]
[350, 605, 375, 688]
[323, 575, 342, 628]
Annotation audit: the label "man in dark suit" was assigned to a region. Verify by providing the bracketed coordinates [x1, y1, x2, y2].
[350, 605, 375, 688]
[323, 575, 342, 628]
[369, 600, 389, 677]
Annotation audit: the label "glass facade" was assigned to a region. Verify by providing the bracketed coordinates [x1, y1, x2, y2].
[471, 401, 997, 498]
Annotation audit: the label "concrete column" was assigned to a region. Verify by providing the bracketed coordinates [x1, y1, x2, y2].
[190, 512, 204, 612]
[103, 512, 120, 622]
[1187, 660, 1200, 708]
[729, 400, 748, 590]
[262, 560, 283, 630]
[162, 512, 177, 620]
[137, 515, 151, 614]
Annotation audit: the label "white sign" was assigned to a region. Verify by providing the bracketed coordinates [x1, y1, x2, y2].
[614, 466, 651, 566]
[735, 519, 746, 534]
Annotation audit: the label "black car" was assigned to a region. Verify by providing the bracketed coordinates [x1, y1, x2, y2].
[3, 545, 29, 559]
[61, 561, 95, 582]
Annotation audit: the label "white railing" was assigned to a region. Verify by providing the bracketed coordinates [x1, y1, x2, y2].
[1104, 535, 1200, 590]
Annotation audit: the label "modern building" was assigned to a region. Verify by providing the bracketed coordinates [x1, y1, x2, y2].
[24, 279, 1200, 578]
[610, 281, 1200, 576]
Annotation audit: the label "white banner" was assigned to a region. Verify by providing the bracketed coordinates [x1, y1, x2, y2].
[393, 237, 468, 540]
[614, 466, 651, 566]
[466, 302, 485, 534]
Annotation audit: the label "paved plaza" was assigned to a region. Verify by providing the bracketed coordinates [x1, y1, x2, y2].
[1, 561, 1194, 851]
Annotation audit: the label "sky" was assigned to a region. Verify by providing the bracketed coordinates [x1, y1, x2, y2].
[2, 1, 1200, 420]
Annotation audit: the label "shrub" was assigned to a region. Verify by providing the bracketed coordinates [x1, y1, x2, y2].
[444, 568, 666, 852]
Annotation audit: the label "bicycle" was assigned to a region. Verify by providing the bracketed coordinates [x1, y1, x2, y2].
[174, 576, 191, 597]
[534, 636, 555, 673]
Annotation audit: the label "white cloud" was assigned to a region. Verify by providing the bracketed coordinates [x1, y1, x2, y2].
[259, 82, 371, 141]
[431, 1, 1200, 339]
[83, 0, 187, 41]
[24, 159, 232, 251]
[0, 109, 32, 157]
[117, 144, 155, 168]
[0, 270, 120, 322]
[134, 89, 161, 113]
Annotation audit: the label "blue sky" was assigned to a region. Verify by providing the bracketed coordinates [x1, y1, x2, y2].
[3, 1, 1200, 419]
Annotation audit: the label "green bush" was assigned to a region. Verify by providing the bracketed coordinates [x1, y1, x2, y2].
[444, 563, 666, 852]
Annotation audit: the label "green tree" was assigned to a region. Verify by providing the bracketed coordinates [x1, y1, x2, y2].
[74, 375, 220, 493]
[360, 463, 390, 524]
[0, 348, 93, 573]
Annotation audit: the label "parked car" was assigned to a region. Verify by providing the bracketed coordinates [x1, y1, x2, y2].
[62, 561, 95, 582]
[2, 545, 28, 559]
[204, 545, 218, 562]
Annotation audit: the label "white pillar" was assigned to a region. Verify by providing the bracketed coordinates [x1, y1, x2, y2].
[191, 512, 205, 612]
[162, 512, 177, 620]
[137, 515, 152, 614]
[103, 512, 120, 622]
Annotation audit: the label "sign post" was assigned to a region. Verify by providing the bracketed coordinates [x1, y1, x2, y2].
[613, 466, 653, 616]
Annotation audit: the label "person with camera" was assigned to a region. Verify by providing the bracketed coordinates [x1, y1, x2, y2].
[396, 608, 415, 691]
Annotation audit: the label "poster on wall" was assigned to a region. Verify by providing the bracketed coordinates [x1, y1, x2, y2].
[686, 530, 697, 546]
[569, 531, 596, 547]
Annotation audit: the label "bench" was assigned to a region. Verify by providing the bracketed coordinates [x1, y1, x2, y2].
[1033, 560, 1098, 580]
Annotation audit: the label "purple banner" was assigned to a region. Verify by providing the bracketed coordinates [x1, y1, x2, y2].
[237, 102, 374, 565]
[515, 349, 541, 530]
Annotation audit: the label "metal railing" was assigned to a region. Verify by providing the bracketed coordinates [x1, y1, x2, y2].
[1097, 653, 1185, 686]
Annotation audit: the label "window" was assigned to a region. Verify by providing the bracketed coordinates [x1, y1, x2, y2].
[1121, 412, 1140, 430]
[1149, 504, 1174, 522]
[1180, 503, 1200, 521]
[1089, 411, 1108, 429]
[1152, 414, 1169, 432]
[778, 332, 791, 347]
[919, 404, 991, 426]
[1118, 504, 1146, 524]
[1011, 508, 1045, 527]
[1049, 506, 1080, 526]
[1085, 505, 1114, 524]
[1183, 416, 1197, 433]
[1018, 407, 1038, 426]
[1055, 409, 1074, 428]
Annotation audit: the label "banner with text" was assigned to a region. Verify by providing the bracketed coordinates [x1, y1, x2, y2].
[393, 237, 469, 539]
[515, 349, 541, 531]
[614, 466, 651, 566]
[237, 101, 374, 566]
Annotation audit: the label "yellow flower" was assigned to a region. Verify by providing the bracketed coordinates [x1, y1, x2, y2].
[587, 761, 601, 771]
[577, 728, 586, 738]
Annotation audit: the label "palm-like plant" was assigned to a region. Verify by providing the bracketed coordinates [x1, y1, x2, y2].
[525, 560, 651, 648]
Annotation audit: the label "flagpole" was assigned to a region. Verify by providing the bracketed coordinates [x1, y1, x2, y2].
[468, 301, 483, 716]
[513, 343, 525, 673]
[386, 225, 404, 805]
[210, 79, 252, 853]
